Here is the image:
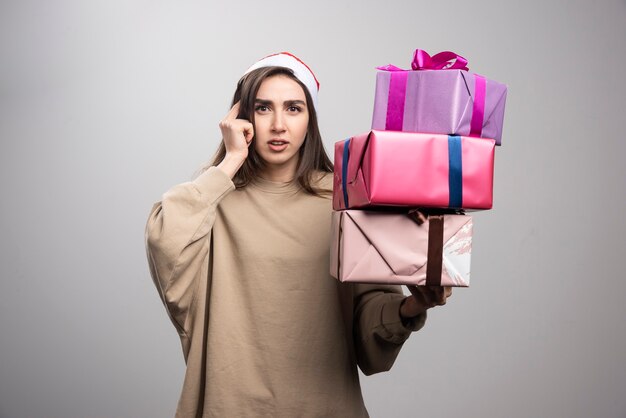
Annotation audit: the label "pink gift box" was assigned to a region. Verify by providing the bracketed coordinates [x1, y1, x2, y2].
[332, 130, 495, 211]
[330, 210, 473, 287]
[372, 49, 507, 145]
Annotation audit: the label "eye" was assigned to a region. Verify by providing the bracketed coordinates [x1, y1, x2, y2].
[255, 105, 270, 112]
[287, 105, 302, 112]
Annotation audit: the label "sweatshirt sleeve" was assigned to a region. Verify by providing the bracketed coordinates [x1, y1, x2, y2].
[352, 283, 427, 376]
[145, 167, 235, 337]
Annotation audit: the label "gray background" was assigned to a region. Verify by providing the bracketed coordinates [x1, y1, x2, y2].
[1, 0, 625, 417]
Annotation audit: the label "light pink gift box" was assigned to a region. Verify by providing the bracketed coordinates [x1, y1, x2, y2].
[330, 210, 472, 287]
[333, 130, 495, 211]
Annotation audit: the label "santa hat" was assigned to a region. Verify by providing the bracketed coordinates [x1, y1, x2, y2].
[243, 52, 320, 109]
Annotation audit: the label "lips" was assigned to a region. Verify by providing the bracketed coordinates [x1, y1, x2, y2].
[267, 139, 290, 152]
[268, 139, 290, 145]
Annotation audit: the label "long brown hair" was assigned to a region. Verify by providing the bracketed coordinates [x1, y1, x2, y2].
[203, 66, 333, 196]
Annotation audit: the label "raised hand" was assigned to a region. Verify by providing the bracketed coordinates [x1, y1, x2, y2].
[217, 102, 255, 178]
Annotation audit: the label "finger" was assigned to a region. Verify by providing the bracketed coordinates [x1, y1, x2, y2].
[427, 285, 442, 297]
[439, 292, 447, 305]
[243, 122, 254, 143]
[417, 287, 435, 307]
[438, 287, 452, 305]
[225, 101, 241, 120]
[407, 285, 425, 301]
[428, 286, 446, 305]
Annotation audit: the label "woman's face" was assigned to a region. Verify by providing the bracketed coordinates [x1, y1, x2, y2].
[253, 74, 309, 177]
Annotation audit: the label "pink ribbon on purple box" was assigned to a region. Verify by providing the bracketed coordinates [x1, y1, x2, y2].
[412, 50, 469, 71]
[378, 49, 486, 137]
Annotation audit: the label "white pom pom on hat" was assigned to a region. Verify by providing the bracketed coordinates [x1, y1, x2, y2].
[243, 52, 320, 109]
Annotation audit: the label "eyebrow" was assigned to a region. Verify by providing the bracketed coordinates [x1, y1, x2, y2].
[255, 99, 307, 107]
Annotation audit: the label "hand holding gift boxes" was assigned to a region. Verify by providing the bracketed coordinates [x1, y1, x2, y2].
[330, 49, 507, 288]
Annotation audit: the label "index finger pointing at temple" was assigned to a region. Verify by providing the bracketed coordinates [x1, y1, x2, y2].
[225, 101, 241, 120]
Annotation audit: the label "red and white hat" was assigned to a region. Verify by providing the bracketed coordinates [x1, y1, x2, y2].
[243, 52, 320, 109]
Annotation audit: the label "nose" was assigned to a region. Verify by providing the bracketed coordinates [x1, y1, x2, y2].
[271, 110, 286, 133]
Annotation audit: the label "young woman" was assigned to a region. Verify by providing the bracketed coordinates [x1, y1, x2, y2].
[145, 52, 452, 418]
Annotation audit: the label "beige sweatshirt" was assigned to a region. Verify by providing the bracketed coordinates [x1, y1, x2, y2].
[145, 167, 427, 418]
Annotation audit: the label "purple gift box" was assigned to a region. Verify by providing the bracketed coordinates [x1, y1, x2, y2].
[372, 50, 508, 145]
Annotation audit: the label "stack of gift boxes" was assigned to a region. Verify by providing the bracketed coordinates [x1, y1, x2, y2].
[330, 49, 507, 288]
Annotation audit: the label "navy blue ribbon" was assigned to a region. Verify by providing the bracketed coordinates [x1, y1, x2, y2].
[342, 138, 350, 208]
[448, 135, 463, 208]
